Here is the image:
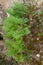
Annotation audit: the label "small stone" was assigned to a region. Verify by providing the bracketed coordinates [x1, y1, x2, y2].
[37, 38, 39, 40]
[36, 54, 40, 58]
[7, 13, 10, 17]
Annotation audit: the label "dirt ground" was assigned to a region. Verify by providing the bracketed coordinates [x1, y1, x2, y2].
[0, 1, 43, 65]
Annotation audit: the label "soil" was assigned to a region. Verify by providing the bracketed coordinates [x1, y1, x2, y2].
[0, 27, 43, 65]
[0, 3, 43, 65]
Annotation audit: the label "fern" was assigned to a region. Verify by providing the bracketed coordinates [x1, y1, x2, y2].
[6, 2, 28, 17]
[3, 2, 31, 62]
